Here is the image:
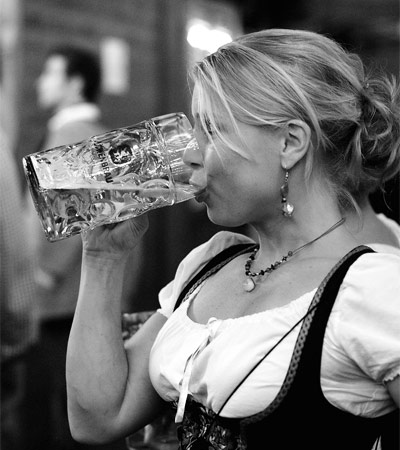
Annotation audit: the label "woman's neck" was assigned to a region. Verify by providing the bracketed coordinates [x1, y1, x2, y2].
[347, 200, 399, 248]
[250, 214, 353, 264]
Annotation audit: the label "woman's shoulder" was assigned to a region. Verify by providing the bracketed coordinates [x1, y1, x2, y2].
[157, 231, 256, 317]
[360, 246, 400, 265]
[374, 214, 400, 250]
[340, 248, 400, 304]
[177, 230, 256, 281]
[377, 213, 400, 235]
[347, 248, 400, 281]
[333, 248, 400, 382]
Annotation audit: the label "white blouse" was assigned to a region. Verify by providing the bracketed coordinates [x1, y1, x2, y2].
[149, 231, 400, 421]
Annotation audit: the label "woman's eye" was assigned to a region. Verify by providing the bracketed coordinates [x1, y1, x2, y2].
[204, 118, 214, 135]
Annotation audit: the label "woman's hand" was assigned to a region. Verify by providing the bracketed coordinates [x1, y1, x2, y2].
[81, 215, 149, 258]
[121, 310, 156, 340]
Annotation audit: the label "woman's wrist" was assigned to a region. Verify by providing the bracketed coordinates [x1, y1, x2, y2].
[78, 253, 128, 313]
[82, 250, 131, 270]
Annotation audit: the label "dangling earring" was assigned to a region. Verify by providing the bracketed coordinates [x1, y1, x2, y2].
[280, 169, 294, 217]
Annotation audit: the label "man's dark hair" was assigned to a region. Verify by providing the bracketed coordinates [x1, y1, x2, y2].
[47, 45, 102, 102]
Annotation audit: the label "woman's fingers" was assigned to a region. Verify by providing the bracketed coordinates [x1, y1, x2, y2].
[82, 214, 149, 254]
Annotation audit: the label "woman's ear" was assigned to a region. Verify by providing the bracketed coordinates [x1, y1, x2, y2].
[280, 119, 311, 170]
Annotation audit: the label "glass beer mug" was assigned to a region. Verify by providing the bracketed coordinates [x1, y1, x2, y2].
[23, 112, 202, 242]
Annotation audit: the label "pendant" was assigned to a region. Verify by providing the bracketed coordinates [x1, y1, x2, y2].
[243, 277, 256, 292]
[282, 202, 294, 217]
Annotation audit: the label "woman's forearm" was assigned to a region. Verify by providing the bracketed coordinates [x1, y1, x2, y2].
[66, 252, 130, 441]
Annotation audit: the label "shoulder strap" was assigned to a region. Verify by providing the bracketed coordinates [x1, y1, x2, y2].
[292, 245, 376, 388]
[224, 245, 375, 420]
[173, 242, 257, 311]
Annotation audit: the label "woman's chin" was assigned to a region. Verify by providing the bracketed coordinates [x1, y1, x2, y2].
[206, 208, 242, 228]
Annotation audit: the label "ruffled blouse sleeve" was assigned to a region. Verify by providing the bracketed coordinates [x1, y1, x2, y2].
[157, 231, 255, 318]
[333, 252, 400, 384]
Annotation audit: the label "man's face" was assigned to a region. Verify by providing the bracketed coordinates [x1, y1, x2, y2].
[36, 55, 73, 111]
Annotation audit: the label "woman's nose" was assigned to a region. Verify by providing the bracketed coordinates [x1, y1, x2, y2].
[183, 136, 203, 168]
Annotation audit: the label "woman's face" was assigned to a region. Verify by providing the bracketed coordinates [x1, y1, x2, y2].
[187, 84, 286, 228]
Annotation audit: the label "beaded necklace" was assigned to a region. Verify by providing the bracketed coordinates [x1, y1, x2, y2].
[243, 218, 345, 292]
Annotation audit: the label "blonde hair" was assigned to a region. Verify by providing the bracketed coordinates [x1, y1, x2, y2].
[190, 28, 400, 210]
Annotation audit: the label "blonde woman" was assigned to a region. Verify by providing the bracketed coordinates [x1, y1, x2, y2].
[66, 29, 400, 450]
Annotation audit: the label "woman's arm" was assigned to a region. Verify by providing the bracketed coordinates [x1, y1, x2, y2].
[66, 216, 167, 444]
[387, 375, 400, 408]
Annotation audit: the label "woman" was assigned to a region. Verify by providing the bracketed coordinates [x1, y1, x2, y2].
[66, 29, 400, 449]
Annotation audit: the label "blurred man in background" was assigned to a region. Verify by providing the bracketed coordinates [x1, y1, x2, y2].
[30, 45, 107, 321]
[24, 45, 109, 450]
[0, 125, 39, 450]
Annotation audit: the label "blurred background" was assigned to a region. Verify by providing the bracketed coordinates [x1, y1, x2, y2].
[1, 0, 398, 304]
[0, 1, 399, 450]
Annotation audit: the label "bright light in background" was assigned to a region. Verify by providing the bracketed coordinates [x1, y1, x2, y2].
[100, 37, 130, 95]
[187, 20, 232, 54]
